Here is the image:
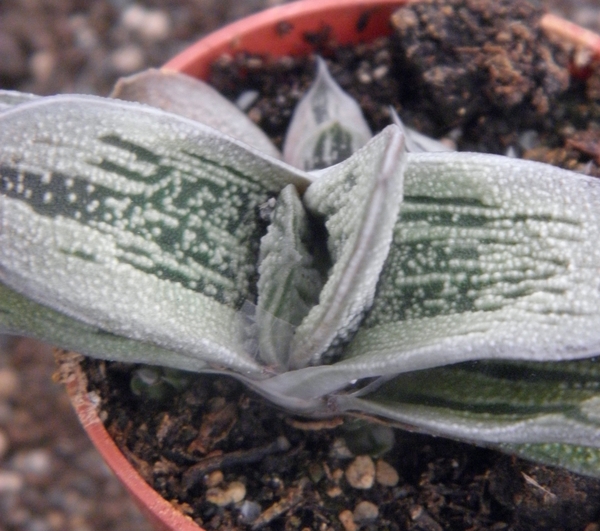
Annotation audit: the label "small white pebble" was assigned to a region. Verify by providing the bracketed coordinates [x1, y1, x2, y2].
[69, 14, 98, 50]
[122, 4, 146, 29]
[11, 449, 52, 476]
[122, 4, 170, 39]
[110, 45, 144, 73]
[236, 90, 260, 111]
[140, 10, 170, 40]
[29, 51, 55, 83]
[239, 500, 261, 523]
[339, 509, 356, 531]
[357, 70, 372, 84]
[373, 65, 389, 80]
[327, 485, 343, 498]
[0, 471, 24, 493]
[353, 500, 379, 522]
[205, 470, 223, 487]
[376, 459, 399, 487]
[206, 481, 246, 506]
[345, 455, 375, 489]
[330, 437, 354, 459]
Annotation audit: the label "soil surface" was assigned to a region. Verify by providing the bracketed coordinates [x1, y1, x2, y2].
[2, 1, 600, 531]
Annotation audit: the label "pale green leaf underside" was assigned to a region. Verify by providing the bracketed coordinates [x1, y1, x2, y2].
[111, 69, 281, 159]
[0, 95, 310, 375]
[288, 126, 406, 369]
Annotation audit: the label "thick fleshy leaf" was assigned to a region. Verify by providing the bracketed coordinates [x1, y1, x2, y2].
[255, 184, 324, 368]
[344, 152, 600, 373]
[0, 95, 310, 375]
[111, 69, 281, 159]
[261, 152, 600, 401]
[283, 57, 372, 170]
[497, 442, 600, 478]
[0, 283, 209, 372]
[0, 89, 38, 110]
[286, 125, 406, 369]
[336, 359, 600, 448]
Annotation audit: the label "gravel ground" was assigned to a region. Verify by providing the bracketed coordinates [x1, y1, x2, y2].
[1, 1, 600, 531]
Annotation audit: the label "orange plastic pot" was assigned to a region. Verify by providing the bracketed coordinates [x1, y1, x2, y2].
[64, 2, 600, 531]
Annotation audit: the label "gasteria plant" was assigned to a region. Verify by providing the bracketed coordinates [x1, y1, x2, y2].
[2, 59, 600, 478]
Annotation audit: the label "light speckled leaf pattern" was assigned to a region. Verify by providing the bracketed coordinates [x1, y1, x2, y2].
[287, 125, 406, 369]
[260, 152, 600, 402]
[283, 58, 372, 170]
[0, 89, 38, 110]
[255, 184, 323, 368]
[111, 69, 281, 159]
[340, 153, 600, 374]
[0, 283, 209, 372]
[497, 442, 600, 478]
[0, 95, 310, 375]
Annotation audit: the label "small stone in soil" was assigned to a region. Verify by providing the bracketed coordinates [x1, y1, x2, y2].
[205, 470, 224, 487]
[206, 481, 246, 506]
[0, 471, 24, 493]
[376, 458, 400, 487]
[338, 509, 356, 531]
[239, 500, 261, 524]
[345, 455, 375, 489]
[353, 500, 379, 522]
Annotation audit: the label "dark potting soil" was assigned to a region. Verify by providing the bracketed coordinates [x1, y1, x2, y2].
[84, 1, 600, 530]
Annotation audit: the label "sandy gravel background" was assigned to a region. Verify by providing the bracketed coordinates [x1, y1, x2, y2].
[1, 1, 599, 531]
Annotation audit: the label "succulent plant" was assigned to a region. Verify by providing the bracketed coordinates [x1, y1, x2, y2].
[2, 59, 600, 477]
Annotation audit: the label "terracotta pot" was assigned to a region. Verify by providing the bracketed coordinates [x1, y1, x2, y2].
[63, 2, 600, 531]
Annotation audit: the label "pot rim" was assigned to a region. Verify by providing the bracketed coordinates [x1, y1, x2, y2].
[163, 0, 410, 79]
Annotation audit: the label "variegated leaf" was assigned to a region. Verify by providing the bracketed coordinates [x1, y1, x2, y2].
[0, 95, 310, 375]
[283, 57, 372, 170]
[336, 359, 600, 448]
[262, 152, 600, 401]
[344, 152, 600, 373]
[111, 69, 281, 159]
